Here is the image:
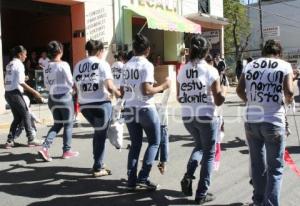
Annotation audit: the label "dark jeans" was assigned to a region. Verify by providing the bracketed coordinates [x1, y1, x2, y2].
[182, 116, 218, 198]
[5, 90, 34, 141]
[124, 107, 161, 186]
[155, 125, 169, 162]
[245, 122, 285, 206]
[80, 101, 112, 170]
[43, 93, 74, 152]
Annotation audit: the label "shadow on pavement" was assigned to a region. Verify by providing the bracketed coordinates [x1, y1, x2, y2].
[286, 146, 300, 154]
[221, 137, 247, 151]
[0, 152, 39, 164]
[169, 135, 192, 142]
[0, 164, 193, 206]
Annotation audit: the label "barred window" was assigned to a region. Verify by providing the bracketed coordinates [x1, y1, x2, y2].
[198, 0, 209, 13]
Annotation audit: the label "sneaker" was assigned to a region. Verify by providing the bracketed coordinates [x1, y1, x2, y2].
[62, 150, 79, 159]
[92, 168, 112, 177]
[38, 148, 52, 162]
[5, 140, 15, 149]
[137, 180, 159, 191]
[157, 162, 166, 175]
[195, 193, 215, 205]
[28, 138, 43, 147]
[181, 174, 195, 196]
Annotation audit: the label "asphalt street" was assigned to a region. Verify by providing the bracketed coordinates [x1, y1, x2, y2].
[0, 90, 300, 206]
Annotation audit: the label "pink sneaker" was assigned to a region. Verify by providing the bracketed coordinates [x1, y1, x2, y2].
[5, 140, 15, 149]
[62, 150, 79, 159]
[38, 148, 52, 162]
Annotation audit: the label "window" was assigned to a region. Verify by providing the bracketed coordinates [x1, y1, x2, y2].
[198, 0, 209, 13]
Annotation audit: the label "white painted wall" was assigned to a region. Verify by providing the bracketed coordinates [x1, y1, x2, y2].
[84, 0, 115, 63]
[181, 0, 198, 16]
[182, 0, 224, 17]
[209, 0, 223, 17]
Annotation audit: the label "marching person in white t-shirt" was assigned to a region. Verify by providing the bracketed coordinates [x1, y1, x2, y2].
[4, 45, 43, 149]
[73, 40, 121, 177]
[38, 41, 79, 162]
[237, 40, 294, 206]
[111, 52, 126, 89]
[178, 35, 226, 204]
[38, 51, 50, 70]
[121, 34, 171, 191]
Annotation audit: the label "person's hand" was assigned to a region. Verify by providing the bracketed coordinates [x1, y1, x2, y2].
[293, 69, 300, 80]
[163, 77, 171, 90]
[221, 85, 228, 96]
[34, 92, 43, 103]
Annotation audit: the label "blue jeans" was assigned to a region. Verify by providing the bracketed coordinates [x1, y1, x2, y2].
[80, 101, 112, 170]
[124, 107, 161, 186]
[155, 125, 169, 162]
[43, 93, 74, 152]
[183, 116, 218, 198]
[245, 122, 286, 206]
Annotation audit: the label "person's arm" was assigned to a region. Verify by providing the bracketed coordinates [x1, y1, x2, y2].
[105, 79, 121, 98]
[284, 73, 294, 104]
[142, 79, 170, 96]
[141, 62, 170, 95]
[20, 83, 42, 101]
[211, 79, 226, 106]
[236, 74, 247, 102]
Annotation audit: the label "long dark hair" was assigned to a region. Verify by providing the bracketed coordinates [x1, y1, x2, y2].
[85, 40, 104, 56]
[133, 34, 150, 55]
[189, 34, 211, 61]
[262, 40, 282, 57]
[47, 40, 63, 59]
[10, 45, 26, 58]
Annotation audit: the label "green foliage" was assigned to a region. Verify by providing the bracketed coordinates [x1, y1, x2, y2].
[224, 0, 251, 57]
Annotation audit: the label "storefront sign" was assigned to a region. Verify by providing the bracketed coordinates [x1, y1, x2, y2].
[85, 1, 114, 48]
[202, 30, 220, 44]
[130, 0, 177, 12]
[263, 26, 280, 39]
[85, 8, 106, 41]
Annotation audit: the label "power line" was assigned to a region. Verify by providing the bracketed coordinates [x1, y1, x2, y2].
[239, 1, 300, 24]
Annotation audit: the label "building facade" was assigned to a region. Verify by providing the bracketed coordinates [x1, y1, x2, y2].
[0, 0, 226, 113]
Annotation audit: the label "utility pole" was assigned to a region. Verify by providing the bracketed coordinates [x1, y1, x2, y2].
[258, 0, 264, 50]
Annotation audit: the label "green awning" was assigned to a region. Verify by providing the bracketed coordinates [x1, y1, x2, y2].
[125, 5, 201, 34]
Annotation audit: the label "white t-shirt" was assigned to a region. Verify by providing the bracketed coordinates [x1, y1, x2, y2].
[243, 57, 293, 127]
[111, 61, 124, 88]
[73, 56, 113, 104]
[38, 57, 50, 69]
[43, 61, 73, 95]
[121, 56, 155, 108]
[4, 58, 26, 93]
[177, 59, 220, 117]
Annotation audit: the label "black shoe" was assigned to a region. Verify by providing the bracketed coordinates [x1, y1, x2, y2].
[137, 180, 159, 191]
[195, 193, 215, 205]
[180, 174, 195, 196]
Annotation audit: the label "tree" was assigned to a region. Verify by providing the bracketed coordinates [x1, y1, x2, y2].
[224, 0, 251, 63]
